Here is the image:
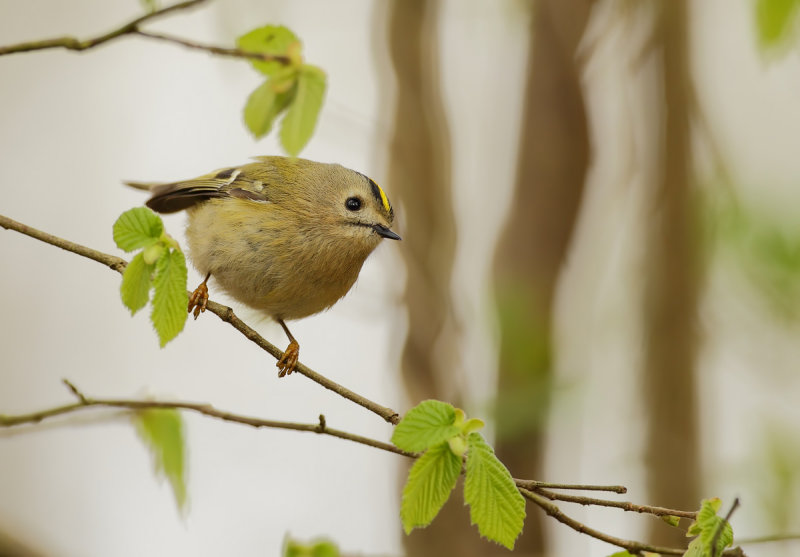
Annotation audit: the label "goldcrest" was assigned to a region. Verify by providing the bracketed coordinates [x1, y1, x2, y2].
[127, 156, 400, 376]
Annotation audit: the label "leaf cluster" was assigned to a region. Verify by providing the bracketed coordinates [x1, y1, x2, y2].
[113, 207, 188, 346]
[391, 400, 526, 550]
[237, 25, 327, 156]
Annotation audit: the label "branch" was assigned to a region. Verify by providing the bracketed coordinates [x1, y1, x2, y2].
[520, 488, 744, 556]
[0, 0, 209, 56]
[520, 487, 687, 555]
[0, 213, 400, 424]
[533, 487, 698, 519]
[0, 214, 126, 273]
[0, 380, 411, 457]
[131, 30, 291, 64]
[514, 479, 627, 494]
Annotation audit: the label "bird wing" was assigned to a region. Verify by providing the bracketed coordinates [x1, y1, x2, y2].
[127, 165, 272, 214]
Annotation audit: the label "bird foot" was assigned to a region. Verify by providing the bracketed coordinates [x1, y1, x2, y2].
[276, 339, 300, 377]
[188, 280, 209, 319]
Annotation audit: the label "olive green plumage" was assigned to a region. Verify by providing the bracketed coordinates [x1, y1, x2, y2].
[127, 156, 400, 375]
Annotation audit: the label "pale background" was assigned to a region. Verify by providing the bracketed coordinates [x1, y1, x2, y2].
[1, 1, 800, 556]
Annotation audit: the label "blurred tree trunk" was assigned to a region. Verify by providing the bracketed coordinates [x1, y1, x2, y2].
[387, 0, 457, 406]
[643, 0, 700, 547]
[385, 1, 473, 556]
[493, 1, 593, 556]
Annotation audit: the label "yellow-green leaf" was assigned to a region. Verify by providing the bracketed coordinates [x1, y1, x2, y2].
[661, 514, 681, 528]
[685, 498, 734, 557]
[280, 65, 326, 156]
[120, 252, 153, 315]
[244, 77, 296, 139]
[756, 0, 800, 49]
[464, 433, 526, 549]
[283, 536, 340, 557]
[113, 207, 163, 252]
[237, 25, 299, 76]
[151, 249, 188, 347]
[400, 443, 461, 533]
[134, 408, 187, 511]
[392, 400, 460, 452]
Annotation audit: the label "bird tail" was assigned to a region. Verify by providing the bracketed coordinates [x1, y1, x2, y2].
[123, 180, 160, 192]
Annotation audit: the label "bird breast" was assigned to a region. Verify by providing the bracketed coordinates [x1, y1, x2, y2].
[185, 199, 377, 320]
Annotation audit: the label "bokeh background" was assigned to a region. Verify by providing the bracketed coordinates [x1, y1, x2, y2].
[2, 1, 800, 556]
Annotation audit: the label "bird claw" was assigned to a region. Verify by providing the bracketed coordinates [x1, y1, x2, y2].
[188, 281, 209, 319]
[276, 339, 300, 377]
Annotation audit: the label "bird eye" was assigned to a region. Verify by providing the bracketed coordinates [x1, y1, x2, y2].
[345, 197, 362, 211]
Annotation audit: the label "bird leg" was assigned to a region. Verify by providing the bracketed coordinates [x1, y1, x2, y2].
[188, 272, 211, 319]
[276, 319, 300, 377]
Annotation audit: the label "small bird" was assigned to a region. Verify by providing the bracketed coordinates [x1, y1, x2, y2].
[127, 156, 400, 377]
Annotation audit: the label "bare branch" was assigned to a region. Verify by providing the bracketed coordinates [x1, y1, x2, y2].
[0, 0, 209, 56]
[0, 381, 410, 457]
[0, 214, 127, 273]
[533, 487, 698, 519]
[520, 487, 687, 555]
[514, 479, 627, 494]
[131, 29, 291, 64]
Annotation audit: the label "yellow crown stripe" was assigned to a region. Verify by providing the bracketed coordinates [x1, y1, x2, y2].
[376, 183, 391, 214]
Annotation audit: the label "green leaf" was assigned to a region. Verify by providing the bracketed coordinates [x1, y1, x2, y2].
[607, 552, 636, 557]
[120, 252, 154, 315]
[283, 537, 339, 557]
[244, 77, 296, 139]
[280, 65, 326, 156]
[237, 25, 299, 76]
[151, 249, 188, 347]
[464, 433, 526, 550]
[392, 400, 460, 452]
[756, 0, 800, 49]
[400, 442, 461, 534]
[139, 0, 159, 12]
[113, 207, 163, 252]
[134, 408, 187, 511]
[685, 498, 734, 557]
[661, 514, 682, 528]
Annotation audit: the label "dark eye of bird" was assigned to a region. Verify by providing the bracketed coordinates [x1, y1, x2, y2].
[345, 197, 362, 211]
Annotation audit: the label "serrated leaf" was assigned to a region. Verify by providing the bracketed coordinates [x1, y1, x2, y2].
[120, 252, 154, 315]
[134, 408, 187, 511]
[113, 207, 163, 252]
[685, 498, 734, 557]
[392, 400, 460, 452]
[464, 433, 526, 550]
[280, 65, 326, 156]
[244, 77, 296, 138]
[237, 25, 299, 76]
[151, 249, 188, 347]
[400, 443, 461, 533]
[756, 0, 800, 49]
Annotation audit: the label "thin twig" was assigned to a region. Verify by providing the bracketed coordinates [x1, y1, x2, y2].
[0, 214, 127, 273]
[711, 497, 740, 557]
[514, 479, 627, 494]
[534, 487, 698, 519]
[0, 381, 411, 457]
[0, 0, 209, 56]
[520, 487, 688, 555]
[0, 213, 400, 424]
[132, 29, 291, 64]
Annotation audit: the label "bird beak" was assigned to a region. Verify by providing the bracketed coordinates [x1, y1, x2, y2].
[373, 224, 401, 240]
